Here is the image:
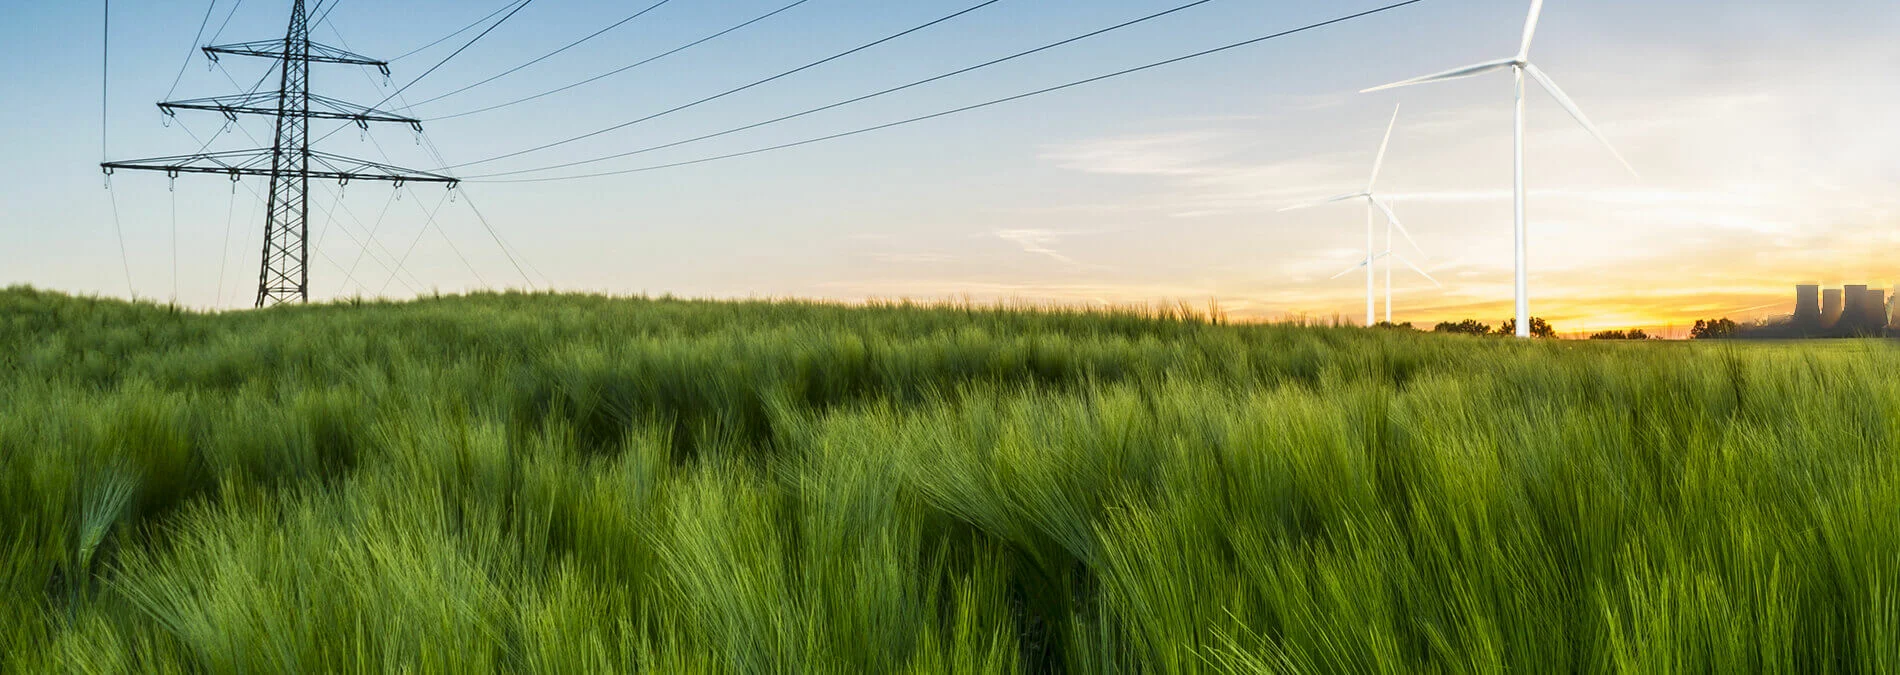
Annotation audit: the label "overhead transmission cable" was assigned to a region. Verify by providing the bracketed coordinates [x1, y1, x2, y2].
[339, 190, 402, 293]
[407, 127, 544, 288]
[216, 178, 240, 306]
[380, 190, 454, 295]
[452, 179, 538, 289]
[163, 0, 221, 102]
[423, 0, 820, 122]
[402, 0, 676, 110]
[471, 0, 1223, 179]
[208, 0, 245, 44]
[324, 19, 543, 290]
[312, 0, 343, 28]
[311, 0, 536, 145]
[441, 0, 1009, 171]
[102, 0, 137, 297]
[473, 0, 1431, 184]
[370, 0, 534, 107]
[170, 182, 179, 302]
[389, 0, 527, 63]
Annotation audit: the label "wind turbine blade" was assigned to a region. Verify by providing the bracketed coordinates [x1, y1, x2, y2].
[1371, 199, 1422, 252]
[1519, 0, 1545, 60]
[1277, 192, 1366, 213]
[1392, 253, 1443, 288]
[1360, 59, 1517, 94]
[1330, 260, 1370, 280]
[1523, 63, 1640, 178]
[1368, 104, 1401, 192]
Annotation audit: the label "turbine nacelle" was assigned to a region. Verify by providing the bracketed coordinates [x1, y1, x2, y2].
[1358, 2, 1635, 179]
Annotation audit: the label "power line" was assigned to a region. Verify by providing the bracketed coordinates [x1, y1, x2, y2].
[423, 0, 820, 122]
[208, 0, 245, 44]
[339, 0, 536, 131]
[390, 0, 527, 63]
[403, 0, 676, 110]
[101, 0, 110, 162]
[103, 0, 137, 297]
[410, 190, 491, 291]
[312, 182, 428, 295]
[474, 0, 1431, 184]
[325, 20, 542, 291]
[410, 126, 544, 289]
[471, 0, 1224, 180]
[380, 189, 453, 294]
[216, 180, 241, 306]
[164, 0, 221, 102]
[458, 188, 537, 290]
[311, 0, 342, 28]
[442, 0, 1009, 171]
[105, 184, 137, 298]
[340, 189, 400, 293]
[170, 182, 180, 302]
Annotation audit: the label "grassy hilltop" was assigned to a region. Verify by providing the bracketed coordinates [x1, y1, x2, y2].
[3, 286, 1898, 673]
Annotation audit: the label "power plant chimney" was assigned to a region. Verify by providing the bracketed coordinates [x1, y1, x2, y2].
[1794, 284, 1822, 328]
[1823, 289, 1845, 328]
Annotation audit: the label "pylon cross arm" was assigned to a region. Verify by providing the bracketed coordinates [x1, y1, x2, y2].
[102, 149, 457, 186]
[159, 92, 423, 127]
[203, 39, 385, 67]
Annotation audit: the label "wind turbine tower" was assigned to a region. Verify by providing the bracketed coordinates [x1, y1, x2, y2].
[1363, 0, 1637, 337]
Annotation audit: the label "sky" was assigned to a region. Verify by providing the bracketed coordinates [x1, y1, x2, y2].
[2, 0, 1897, 335]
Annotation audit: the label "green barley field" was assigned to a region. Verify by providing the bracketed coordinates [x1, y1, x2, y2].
[3, 285, 1897, 673]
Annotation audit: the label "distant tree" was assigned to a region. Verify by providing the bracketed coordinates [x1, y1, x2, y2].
[1497, 317, 1557, 338]
[1589, 329, 1652, 341]
[1376, 321, 1418, 331]
[1691, 318, 1739, 340]
[1433, 320, 1491, 336]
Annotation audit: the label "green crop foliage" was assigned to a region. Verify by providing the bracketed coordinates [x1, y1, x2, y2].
[2, 285, 1897, 673]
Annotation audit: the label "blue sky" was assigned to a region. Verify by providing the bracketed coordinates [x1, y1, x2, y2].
[3, 0, 1897, 332]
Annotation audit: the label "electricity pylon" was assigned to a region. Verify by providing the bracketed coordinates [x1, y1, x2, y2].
[103, 0, 457, 307]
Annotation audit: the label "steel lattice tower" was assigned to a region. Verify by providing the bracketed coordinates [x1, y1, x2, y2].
[104, 0, 457, 307]
[259, 1, 314, 307]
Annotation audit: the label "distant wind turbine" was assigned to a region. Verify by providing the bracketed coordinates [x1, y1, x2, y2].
[1282, 104, 1421, 327]
[1362, 0, 1636, 337]
[1331, 198, 1441, 324]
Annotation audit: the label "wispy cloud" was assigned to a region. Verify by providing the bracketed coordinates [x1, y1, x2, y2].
[992, 229, 1084, 266]
[1038, 131, 1236, 178]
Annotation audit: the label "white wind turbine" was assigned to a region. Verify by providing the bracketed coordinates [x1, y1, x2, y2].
[1330, 199, 1441, 324]
[1362, 0, 1636, 337]
[1282, 104, 1422, 326]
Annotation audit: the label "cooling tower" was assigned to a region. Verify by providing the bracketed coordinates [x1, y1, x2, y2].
[1823, 289, 1844, 328]
[1844, 285, 1869, 332]
[1794, 284, 1822, 327]
[1868, 290, 1888, 332]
